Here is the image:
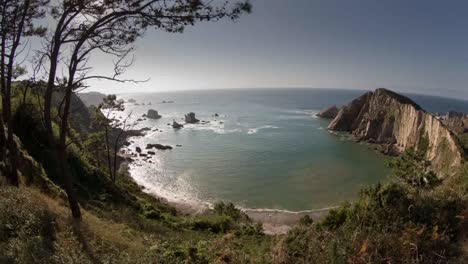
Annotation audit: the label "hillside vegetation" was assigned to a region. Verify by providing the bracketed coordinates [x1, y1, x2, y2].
[0, 83, 467, 263]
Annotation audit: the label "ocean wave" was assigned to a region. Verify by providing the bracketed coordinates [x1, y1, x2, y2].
[184, 122, 242, 134]
[242, 206, 338, 214]
[247, 125, 279, 135]
[282, 109, 319, 116]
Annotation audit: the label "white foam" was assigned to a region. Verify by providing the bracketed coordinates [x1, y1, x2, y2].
[184, 121, 242, 134]
[247, 125, 279, 135]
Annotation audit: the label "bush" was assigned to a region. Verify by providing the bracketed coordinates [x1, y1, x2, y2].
[213, 201, 250, 222]
[279, 181, 465, 263]
[0, 187, 56, 263]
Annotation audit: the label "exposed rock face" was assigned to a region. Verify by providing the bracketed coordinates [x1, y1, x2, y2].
[316, 105, 340, 119]
[328, 88, 463, 176]
[185, 112, 199, 123]
[147, 109, 162, 119]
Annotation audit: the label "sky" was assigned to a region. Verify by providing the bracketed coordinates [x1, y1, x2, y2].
[83, 0, 468, 99]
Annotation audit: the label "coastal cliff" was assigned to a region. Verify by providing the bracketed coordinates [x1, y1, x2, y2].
[328, 88, 463, 176]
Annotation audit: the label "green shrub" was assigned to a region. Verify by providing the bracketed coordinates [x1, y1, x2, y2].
[0, 187, 56, 263]
[299, 215, 313, 226]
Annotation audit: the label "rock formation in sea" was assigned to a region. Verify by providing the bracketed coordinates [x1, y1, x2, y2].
[328, 88, 463, 176]
[146, 143, 172, 150]
[316, 105, 340, 119]
[172, 121, 184, 129]
[147, 109, 162, 119]
[185, 112, 199, 123]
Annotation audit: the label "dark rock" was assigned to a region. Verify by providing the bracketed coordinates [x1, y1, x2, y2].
[137, 118, 143, 121]
[172, 121, 184, 129]
[128, 98, 136, 103]
[136, 147, 142, 153]
[214, 113, 219, 117]
[139, 153, 147, 157]
[146, 143, 172, 150]
[185, 112, 199, 123]
[147, 109, 162, 119]
[147, 151, 156, 155]
[123, 141, 131, 146]
[316, 105, 340, 119]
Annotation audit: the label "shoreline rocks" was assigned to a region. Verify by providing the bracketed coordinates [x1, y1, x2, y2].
[146, 143, 172, 150]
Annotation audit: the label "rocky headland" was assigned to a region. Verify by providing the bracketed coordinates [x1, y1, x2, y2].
[316, 105, 340, 118]
[325, 88, 463, 176]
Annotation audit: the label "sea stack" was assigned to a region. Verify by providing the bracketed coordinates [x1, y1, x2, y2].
[185, 112, 199, 123]
[172, 121, 184, 129]
[328, 88, 463, 176]
[147, 109, 162, 119]
[316, 105, 339, 119]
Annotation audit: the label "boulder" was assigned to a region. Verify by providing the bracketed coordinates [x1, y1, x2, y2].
[147, 109, 162, 119]
[135, 147, 142, 153]
[172, 121, 184, 129]
[214, 113, 219, 117]
[147, 151, 156, 155]
[146, 143, 172, 150]
[316, 105, 340, 119]
[185, 112, 199, 123]
[123, 141, 131, 147]
[128, 98, 136, 103]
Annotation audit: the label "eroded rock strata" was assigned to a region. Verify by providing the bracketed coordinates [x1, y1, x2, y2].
[328, 88, 463, 176]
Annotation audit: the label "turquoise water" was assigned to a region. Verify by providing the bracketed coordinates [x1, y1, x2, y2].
[117, 89, 468, 211]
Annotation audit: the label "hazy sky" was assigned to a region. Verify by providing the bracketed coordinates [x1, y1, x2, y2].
[85, 0, 468, 99]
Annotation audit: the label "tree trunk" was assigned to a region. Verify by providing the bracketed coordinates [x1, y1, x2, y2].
[113, 137, 119, 183]
[0, 114, 6, 161]
[58, 81, 82, 220]
[104, 124, 113, 180]
[57, 144, 81, 219]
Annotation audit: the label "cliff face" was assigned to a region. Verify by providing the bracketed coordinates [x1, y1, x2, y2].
[328, 88, 463, 176]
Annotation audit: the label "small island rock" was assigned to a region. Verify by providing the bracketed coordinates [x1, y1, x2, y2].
[172, 121, 184, 129]
[185, 112, 199, 123]
[147, 109, 162, 119]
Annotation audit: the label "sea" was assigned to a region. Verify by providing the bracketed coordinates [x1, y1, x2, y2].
[113, 88, 468, 212]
